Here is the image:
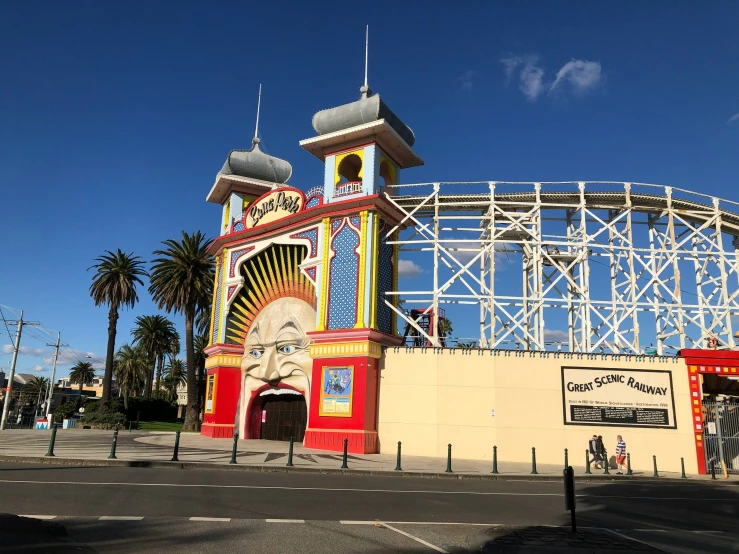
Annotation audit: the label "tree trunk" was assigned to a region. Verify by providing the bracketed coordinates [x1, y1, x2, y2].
[183, 305, 200, 431]
[155, 355, 163, 398]
[145, 356, 156, 398]
[123, 391, 129, 410]
[77, 383, 83, 409]
[101, 304, 118, 409]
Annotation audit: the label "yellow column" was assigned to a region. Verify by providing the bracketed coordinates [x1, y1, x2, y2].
[316, 217, 331, 331]
[355, 210, 369, 328]
[369, 213, 380, 329]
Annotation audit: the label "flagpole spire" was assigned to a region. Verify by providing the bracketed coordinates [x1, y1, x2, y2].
[253, 83, 262, 145]
[361, 26, 371, 99]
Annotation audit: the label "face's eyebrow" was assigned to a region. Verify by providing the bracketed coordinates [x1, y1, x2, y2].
[247, 324, 261, 341]
[278, 318, 303, 334]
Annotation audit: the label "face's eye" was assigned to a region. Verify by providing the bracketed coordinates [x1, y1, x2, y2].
[277, 344, 297, 355]
[248, 348, 264, 359]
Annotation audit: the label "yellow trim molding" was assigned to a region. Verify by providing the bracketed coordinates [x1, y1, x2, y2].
[369, 212, 380, 329]
[310, 340, 383, 359]
[316, 217, 331, 331]
[355, 210, 369, 328]
[334, 148, 365, 187]
[204, 354, 242, 369]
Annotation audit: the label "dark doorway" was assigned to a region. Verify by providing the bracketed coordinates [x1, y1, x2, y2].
[259, 394, 307, 442]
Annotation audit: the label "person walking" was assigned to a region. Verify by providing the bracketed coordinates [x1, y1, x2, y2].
[596, 435, 605, 470]
[615, 435, 626, 474]
[589, 434, 601, 469]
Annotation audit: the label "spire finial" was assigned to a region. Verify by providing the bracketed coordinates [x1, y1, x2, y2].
[360, 25, 371, 99]
[253, 83, 262, 146]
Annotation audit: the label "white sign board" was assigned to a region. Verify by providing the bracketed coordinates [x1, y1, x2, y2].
[561, 366, 677, 429]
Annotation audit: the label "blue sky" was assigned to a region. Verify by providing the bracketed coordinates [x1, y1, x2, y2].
[1, 2, 738, 375]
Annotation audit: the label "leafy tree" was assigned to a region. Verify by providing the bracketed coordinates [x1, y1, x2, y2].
[114, 344, 148, 410]
[68, 362, 95, 408]
[131, 315, 177, 398]
[88, 250, 147, 408]
[149, 231, 214, 431]
[437, 316, 453, 348]
[194, 333, 208, 412]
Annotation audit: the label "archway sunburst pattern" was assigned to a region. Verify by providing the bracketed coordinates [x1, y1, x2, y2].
[226, 244, 316, 344]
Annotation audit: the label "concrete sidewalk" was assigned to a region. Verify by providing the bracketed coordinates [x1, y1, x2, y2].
[0, 429, 734, 482]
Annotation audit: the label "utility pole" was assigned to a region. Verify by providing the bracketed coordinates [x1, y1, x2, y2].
[0, 311, 41, 430]
[45, 332, 67, 421]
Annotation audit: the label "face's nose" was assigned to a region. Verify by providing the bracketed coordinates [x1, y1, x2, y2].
[263, 347, 280, 383]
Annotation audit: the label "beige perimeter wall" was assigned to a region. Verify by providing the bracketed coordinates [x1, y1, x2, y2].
[378, 350, 696, 474]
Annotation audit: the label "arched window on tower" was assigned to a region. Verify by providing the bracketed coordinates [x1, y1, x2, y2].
[335, 154, 363, 197]
[379, 160, 397, 196]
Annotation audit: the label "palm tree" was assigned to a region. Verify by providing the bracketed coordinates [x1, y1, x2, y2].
[89, 250, 147, 409]
[131, 315, 177, 398]
[21, 376, 50, 406]
[437, 316, 453, 348]
[163, 358, 186, 399]
[149, 231, 214, 431]
[68, 362, 95, 408]
[114, 344, 148, 410]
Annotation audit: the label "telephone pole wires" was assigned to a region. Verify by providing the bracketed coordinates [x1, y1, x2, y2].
[0, 311, 41, 430]
[45, 332, 68, 421]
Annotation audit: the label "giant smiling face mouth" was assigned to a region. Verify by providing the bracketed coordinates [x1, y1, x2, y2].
[238, 297, 316, 437]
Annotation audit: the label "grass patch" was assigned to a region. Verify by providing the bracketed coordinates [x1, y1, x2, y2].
[136, 420, 184, 432]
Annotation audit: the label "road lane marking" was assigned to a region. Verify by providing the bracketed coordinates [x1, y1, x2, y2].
[341, 521, 496, 526]
[633, 529, 667, 532]
[190, 517, 231, 522]
[0, 478, 734, 501]
[99, 516, 144, 521]
[606, 529, 663, 550]
[18, 515, 56, 520]
[381, 523, 449, 553]
[266, 519, 305, 523]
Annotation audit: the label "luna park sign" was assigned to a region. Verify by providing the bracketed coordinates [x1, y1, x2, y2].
[245, 188, 304, 230]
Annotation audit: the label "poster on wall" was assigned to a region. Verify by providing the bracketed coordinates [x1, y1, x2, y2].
[561, 366, 677, 429]
[320, 366, 354, 417]
[205, 374, 216, 414]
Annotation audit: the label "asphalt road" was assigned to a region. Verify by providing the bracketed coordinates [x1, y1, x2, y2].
[0, 463, 736, 553]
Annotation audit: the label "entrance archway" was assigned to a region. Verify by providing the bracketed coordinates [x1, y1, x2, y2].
[248, 391, 307, 442]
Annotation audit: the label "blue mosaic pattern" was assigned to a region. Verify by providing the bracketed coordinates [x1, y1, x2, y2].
[350, 216, 360, 228]
[327, 224, 360, 330]
[290, 228, 318, 258]
[331, 218, 343, 232]
[229, 247, 254, 277]
[233, 222, 244, 232]
[305, 196, 321, 209]
[375, 220, 394, 335]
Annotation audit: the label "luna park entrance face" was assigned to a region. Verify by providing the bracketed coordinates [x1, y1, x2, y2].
[253, 393, 307, 442]
[702, 402, 739, 475]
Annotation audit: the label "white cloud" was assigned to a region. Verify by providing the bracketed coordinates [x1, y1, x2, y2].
[501, 56, 545, 101]
[727, 113, 739, 125]
[501, 55, 602, 101]
[2, 345, 48, 356]
[458, 70, 476, 91]
[398, 259, 423, 279]
[550, 59, 602, 96]
[53, 349, 105, 370]
[544, 329, 569, 342]
[27, 365, 47, 372]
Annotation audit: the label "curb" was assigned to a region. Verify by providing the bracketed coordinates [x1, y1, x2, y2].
[0, 455, 733, 484]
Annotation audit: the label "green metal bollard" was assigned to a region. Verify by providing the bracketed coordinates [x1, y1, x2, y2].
[445, 443, 453, 473]
[603, 448, 610, 475]
[45, 424, 58, 457]
[626, 453, 633, 476]
[680, 457, 687, 479]
[341, 438, 349, 469]
[531, 447, 538, 475]
[108, 428, 118, 459]
[492, 445, 499, 474]
[652, 455, 659, 478]
[287, 436, 294, 467]
[170, 430, 181, 462]
[394, 441, 402, 471]
[564, 448, 569, 470]
[584, 449, 591, 474]
[229, 433, 239, 464]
